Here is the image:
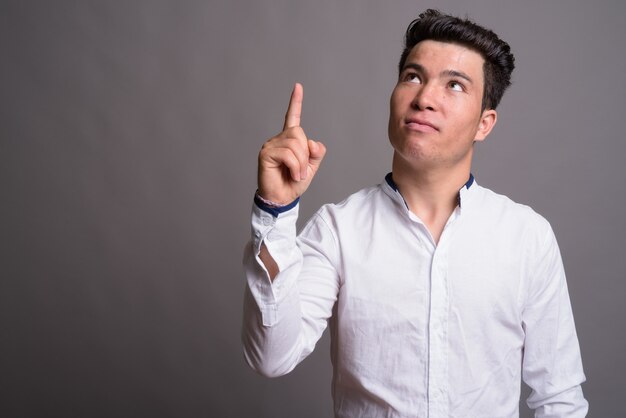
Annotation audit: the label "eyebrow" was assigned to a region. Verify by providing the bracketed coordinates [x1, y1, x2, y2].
[401, 63, 474, 84]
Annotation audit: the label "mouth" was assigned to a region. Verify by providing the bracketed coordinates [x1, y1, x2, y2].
[404, 117, 438, 133]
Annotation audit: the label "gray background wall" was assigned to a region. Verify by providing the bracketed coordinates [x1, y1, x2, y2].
[2, 0, 624, 416]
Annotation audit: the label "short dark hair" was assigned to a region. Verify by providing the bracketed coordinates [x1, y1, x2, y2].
[398, 9, 515, 110]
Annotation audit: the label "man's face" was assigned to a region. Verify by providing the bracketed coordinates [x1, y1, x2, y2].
[388, 40, 496, 171]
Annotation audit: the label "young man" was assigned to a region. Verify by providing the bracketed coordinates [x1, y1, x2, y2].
[243, 9, 588, 417]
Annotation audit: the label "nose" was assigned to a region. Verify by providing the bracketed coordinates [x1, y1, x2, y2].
[411, 82, 437, 111]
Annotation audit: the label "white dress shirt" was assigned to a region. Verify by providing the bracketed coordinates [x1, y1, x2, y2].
[242, 175, 588, 417]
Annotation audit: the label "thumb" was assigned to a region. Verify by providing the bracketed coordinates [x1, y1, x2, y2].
[308, 140, 326, 168]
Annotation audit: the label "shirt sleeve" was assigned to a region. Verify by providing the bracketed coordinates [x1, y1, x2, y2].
[241, 200, 340, 378]
[521, 226, 589, 417]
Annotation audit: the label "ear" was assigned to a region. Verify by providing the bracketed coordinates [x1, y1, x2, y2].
[474, 109, 497, 142]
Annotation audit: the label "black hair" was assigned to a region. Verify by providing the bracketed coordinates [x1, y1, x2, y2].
[398, 9, 515, 110]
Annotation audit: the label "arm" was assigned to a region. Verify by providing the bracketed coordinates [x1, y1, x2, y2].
[241, 83, 336, 377]
[254, 82, 326, 280]
[521, 226, 588, 417]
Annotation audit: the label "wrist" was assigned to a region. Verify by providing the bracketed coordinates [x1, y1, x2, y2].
[255, 192, 289, 208]
[254, 191, 300, 217]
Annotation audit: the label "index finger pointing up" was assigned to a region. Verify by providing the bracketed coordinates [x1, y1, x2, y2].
[283, 82, 303, 130]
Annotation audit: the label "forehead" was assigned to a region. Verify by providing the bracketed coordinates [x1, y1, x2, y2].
[405, 40, 485, 79]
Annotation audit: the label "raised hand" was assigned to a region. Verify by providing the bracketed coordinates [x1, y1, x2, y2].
[257, 83, 326, 205]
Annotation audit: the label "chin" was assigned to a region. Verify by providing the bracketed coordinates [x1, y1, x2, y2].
[392, 134, 432, 158]
[393, 141, 439, 166]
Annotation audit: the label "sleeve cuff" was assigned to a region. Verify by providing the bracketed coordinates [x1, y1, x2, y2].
[254, 193, 300, 217]
[248, 197, 301, 310]
[251, 197, 299, 271]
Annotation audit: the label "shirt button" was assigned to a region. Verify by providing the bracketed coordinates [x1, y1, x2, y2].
[262, 217, 272, 226]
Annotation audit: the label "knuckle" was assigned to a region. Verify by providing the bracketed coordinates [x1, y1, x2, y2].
[283, 148, 298, 162]
[293, 126, 305, 137]
[286, 136, 300, 146]
[284, 126, 305, 138]
[283, 138, 300, 151]
[259, 142, 273, 154]
[261, 136, 278, 149]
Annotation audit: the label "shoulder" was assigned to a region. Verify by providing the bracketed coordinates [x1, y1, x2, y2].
[471, 184, 553, 237]
[300, 182, 394, 236]
[316, 183, 391, 221]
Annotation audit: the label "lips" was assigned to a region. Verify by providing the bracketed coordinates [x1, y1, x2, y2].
[405, 116, 438, 133]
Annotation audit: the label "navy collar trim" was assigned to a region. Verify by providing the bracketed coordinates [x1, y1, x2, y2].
[385, 172, 399, 191]
[384, 172, 474, 191]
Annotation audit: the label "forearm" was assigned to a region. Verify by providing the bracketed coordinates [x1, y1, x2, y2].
[241, 245, 307, 377]
[241, 203, 339, 378]
[241, 200, 305, 375]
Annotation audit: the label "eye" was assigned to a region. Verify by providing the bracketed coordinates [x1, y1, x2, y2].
[449, 80, 464, 92]
[403, 72, 421, 84]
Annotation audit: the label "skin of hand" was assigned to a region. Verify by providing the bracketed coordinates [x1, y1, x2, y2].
[257, 83, 326, 205]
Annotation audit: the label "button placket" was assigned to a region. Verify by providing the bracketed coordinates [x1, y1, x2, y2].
[428, 241, 450, 417]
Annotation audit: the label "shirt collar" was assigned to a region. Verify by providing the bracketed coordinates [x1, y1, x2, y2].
[383, 172, 476, 209]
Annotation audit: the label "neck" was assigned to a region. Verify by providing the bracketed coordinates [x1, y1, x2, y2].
[391, 154, 471, 243]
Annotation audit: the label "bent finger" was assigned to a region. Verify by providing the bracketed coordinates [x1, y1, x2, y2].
[267, 147, 303, 182]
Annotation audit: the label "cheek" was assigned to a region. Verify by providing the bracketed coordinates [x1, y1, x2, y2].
[389, 93, 399, 116]
[389, 87, 409, 116]
[448, 102, 481, 128]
